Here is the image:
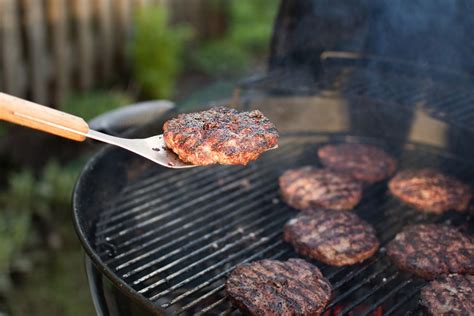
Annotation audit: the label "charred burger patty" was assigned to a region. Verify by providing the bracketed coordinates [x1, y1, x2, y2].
[388, 169, 471, 213]
[284, 210, 379, 266]
[163, 107, 278, 165]
[279, 166, 363, 211]
[318, 143, 397, 183]
[386, 224, 474, 279]
[420, 274, 473, 315]
[226, 258, 332, 315]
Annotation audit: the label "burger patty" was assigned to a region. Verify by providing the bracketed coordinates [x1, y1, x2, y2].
[163, 107, 279, 165]
[388, 169, 471, 213]
[317, 143, 397, 183]
[284, 210, 380, 266]
[279, 166, 363, 211]
[226, 258, 332, 315]
[386, 224, 474, 279]
[420, 274, 474, 316]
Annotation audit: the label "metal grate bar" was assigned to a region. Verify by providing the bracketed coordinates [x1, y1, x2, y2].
[96, 166, 263, 238]
[121, 166, 205, 195]
[98, 171, 269, 243]
[134, 206, 290, 288]
[137, 227, 284, 295]
[184, 284, 225, 315]
[118, 198, 279, 274]
[322, 265, 350, 281]
[121, 166, 202, 198]
[150, 237, 286, 301]
[359, 279, 414, 316]
[105, 189, 278, 265]
[384, 284, 425, 316]
[181, 249, 291, 314]
[134, 212, 288, 292]
[100, 167, 204, 217]
[100, 141, 301, 225]
[98, 167, 236, 224]
[339, 272, 400, 316]
[330, 256, 383, 290]
[105, 180, 281, 262]
[167, 246, 290, 310]
[376, 210, 429, 244]
[195, 297, 227, 316]
[218, 308, 233, 316]
[99, 152, 282, 224]
[96, 143, 300, 240]
[325, 265, 392, 310]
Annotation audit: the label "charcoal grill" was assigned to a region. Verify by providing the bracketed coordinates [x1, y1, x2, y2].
[73, 61, 474, 313]
[74, 124, 474, 315]
[73, 1, 474, 315]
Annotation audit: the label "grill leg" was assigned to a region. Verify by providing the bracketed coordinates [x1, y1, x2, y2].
[85, 255, 109, 316]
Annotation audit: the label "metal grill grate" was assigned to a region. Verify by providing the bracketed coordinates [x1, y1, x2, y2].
[94, 134, 473, 315]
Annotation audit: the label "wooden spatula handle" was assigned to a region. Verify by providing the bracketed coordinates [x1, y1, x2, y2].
[0, 92, 89, 141]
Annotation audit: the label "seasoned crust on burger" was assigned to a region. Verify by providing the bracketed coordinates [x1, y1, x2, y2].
[318, 143, 397, 183]
[389, 169, 471, 213]
[226, 258, 332, 315]
[279, 166, 363, 211]
[284, 210, 379, 266]
[420, 274, 474, 316]
[163, 107, 278, 165]
[386, 224, 474, 279]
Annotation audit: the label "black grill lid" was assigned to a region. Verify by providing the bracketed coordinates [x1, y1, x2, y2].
[270, 0, 474, 75]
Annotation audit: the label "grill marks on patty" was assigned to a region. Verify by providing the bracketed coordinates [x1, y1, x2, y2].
[389, 169, 471, 213]
[226, 259, 332, 315]
[284, 210, 379, 266]
[386, 224, 474, 279]
[163, 107, 279, 165]
[279, 166, 363, 211]
[420, 274, 474, 315]
[318, 143, 397, 183]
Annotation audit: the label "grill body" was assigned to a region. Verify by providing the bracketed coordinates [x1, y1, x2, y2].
[74, 1, 474, 314]
[73, 76, 474, 315]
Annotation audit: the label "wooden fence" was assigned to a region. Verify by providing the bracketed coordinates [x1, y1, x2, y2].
[0, 0, 224, 106]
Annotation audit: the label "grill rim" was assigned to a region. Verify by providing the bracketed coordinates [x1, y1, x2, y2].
[73, 142, 169, 316]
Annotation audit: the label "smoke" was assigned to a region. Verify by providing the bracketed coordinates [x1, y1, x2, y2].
[364, 1, 474, 72]
[272, 0, 474, 74]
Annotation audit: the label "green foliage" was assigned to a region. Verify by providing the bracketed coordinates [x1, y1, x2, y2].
[0, 160, 84, 293]
[192, 0, 279, 77]
[0, 169, 35, 291]
[38, 161, 79, 211]
[0, 208, 30, 288]
[192, 39, 251, 76]
[130, 6, 192, 99]
[0, 160, 82, 218]
[229, 0, 279, 53]
[6, 249, 94, 316]
[59, 90, 134, 121]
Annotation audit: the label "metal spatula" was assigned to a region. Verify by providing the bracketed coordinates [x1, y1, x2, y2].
[0, 92, 194, 168]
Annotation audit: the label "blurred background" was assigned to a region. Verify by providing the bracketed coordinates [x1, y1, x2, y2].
[0, 1, 278, 314]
